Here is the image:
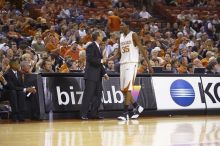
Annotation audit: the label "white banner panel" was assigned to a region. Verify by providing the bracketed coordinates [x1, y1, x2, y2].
[152, 77, 206, 110]
[201, 77, 220, 108]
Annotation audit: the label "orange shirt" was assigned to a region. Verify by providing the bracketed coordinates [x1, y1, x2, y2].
[137, 66, 147, 74]
[201, 58, 209, 67]
[0, 0, 5, 8]
[108, 15, 121, 32]
[59, 63, 69, 73]
[59, 46, 70, 57]
[177, 65, 187, 74]
[64, 49, 79, 61]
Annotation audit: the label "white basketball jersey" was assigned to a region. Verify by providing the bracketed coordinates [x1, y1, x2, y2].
[120, 31, 139, 64]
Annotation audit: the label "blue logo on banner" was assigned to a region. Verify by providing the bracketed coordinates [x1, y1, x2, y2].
[170, 79, 195, 106]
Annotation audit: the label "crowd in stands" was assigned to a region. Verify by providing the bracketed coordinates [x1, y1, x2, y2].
[164, 0, 220, 7]
[0, 0, 219, 121]
[0, 0, 219, 77]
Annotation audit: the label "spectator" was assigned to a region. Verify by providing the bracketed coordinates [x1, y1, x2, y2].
[139, 6, 152, 19]
[115, 1, 126, 8]
[107, 11, 121, 35]
[164, 63, 172, 71]
[4, 58, 36, 122]
[20, 61, 32, 74]
[64, 41, 80, 61]
[106, 60, 115, 71]
[39, 60, 54, 73]
[206, 59, 218, 74]
[85, 0, 95, 8]
[138, 59, 149, 74]
[31, 35, 46, 53]
[187, 63, 194, 74]
[177, 56, 188, 74]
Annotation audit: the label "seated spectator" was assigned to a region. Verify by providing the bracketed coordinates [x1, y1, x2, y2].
[4, 58, 36, 122]
[177, 11, 186, 21]
[106, 60, 115, 71]
[2, 58, 10, 73]
[64, 41, 80, 61]
[164, 63, 172, 71]
[77, 23, 87, 39]
[69, 60, 81, 72]
[150, 47, 164, 66]
[177, 56, 188, 74]
[139, 6, 152, 19]
[31, 35, 46, 53]
[39, 59, 54, 73]
[130, 7, 140, 19]
[187, 63, 194, 74]
[115, 1, 126, 8]
[206, 59, 218, 74]
[78, 50, 86, 71]
[6, 48, 14, 60]
[112, 0, 119, 7]
[151, 58, 160, 67]
[193, 58, 204, 68]
[56, 38, 71, 57]
[57, 5, 71, 19]
[105, 33, 119, 58]
[201, 51, 214, 67]
[171, 59, 179, 73]
[20, 61, 32, 74]
[85, 0, 95, 8]
[138, 60, 149, 74]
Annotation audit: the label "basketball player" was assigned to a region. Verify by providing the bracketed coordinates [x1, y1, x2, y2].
[108, 22, 153, 120]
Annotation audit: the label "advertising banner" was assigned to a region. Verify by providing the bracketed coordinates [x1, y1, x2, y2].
[201, 77, 220, 109]
[152, 77, 206, 110]
[42, 76, 157, 113]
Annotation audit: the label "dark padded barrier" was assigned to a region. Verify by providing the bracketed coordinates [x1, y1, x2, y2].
[23, 73, 220, 120]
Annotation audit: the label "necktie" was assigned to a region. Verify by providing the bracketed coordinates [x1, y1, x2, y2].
[15, 72, 18, 79]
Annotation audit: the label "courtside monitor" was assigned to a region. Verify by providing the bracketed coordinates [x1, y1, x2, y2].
[193, 67, 206, 74]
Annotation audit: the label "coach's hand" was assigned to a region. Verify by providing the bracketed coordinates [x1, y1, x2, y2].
[101, 58, 107, 64]
[104, 74, 109, 80]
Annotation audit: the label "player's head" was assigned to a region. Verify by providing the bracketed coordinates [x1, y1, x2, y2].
[120, 21, 129, 34]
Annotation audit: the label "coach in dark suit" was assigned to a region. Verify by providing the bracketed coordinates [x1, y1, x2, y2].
[4, 58, 36, 122]
[80, 31, 109, 120]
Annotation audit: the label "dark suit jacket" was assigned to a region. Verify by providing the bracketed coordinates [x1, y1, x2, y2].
[4, 69, 25, 91]
[84, 42, 106, 82]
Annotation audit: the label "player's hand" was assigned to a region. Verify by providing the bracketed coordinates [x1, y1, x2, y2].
[104, 74, 109, 80]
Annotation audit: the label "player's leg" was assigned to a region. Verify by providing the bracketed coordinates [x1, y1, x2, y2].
[128, 63, 144, 119]
[118, 64, 130, 121]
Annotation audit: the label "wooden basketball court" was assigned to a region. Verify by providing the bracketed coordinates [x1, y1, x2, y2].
[0, 116, 220, 146]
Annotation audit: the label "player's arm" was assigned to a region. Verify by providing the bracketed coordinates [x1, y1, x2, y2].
[108, 47, 121, 61]
[132, 33, 153, 73]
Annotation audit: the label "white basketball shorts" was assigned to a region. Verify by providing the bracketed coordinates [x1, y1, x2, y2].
[120, 63, 138, 91]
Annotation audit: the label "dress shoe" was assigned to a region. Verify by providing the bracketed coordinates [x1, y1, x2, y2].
[81, 115, 88, 120]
